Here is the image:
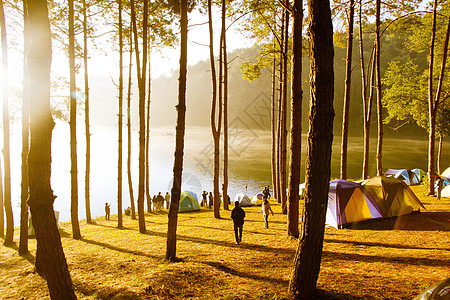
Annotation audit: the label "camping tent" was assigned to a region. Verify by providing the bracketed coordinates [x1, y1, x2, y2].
[441, 167, 450, 178]
[440, 185, 450, 198]
[251, 193, 263, 206]
[385, 169, 420, 185]
[178, 191, 200, 212]
[234, 193, 252, 207]
[326, 180, 383, 228]
[362, 176, 425, 218]
[412, 168, 426, 183]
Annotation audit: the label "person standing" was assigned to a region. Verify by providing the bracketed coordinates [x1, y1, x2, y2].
[105, 203, 111, 220]
[231, 201, 246, 244]
[156, 192, 165, 210]
[261, 197, 274, 229]
[165, 192, 171, 209]
[208, 192, 213, 209]
[202, 190, 208, 207]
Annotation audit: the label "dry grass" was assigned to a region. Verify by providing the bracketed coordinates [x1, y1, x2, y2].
[0, 184, 449, 299]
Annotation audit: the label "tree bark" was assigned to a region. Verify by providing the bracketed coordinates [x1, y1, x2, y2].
[375, 0, 383, 176]
[117, 0, 123, 228]
[83, 0, 92, 225]
[340, 0, 354, 180]
[145, 42, 152, 213]
[287, 0, 302, 238]
[280, 5, 289, 214]
[289, 0, 334, 296]
[208, 0, 221, 219]
[127, 18, 136, 220]
[428, 0, 438, 195]
[1, 0, 13, 246]
[130, 0, 146, 233]
[69, 0, 81, 239]
[271, 52, 277, 202]
[438, 136, 443, 175]
[221, 0, 229, 211]
[429, 11, 450, 194]
[276, 12, 284, 204]
[26, 0, 76, 297]
[360, 0, 371, 180]
[19, 0, 30, 254]
[166, 0, 188, 261]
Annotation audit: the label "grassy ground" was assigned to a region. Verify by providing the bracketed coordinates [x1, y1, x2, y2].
[0, 184, 449, 299]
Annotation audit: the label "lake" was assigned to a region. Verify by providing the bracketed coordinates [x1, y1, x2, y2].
[4, 121, 449, 225]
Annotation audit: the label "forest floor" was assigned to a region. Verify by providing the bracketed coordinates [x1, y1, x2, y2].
[0, 184, 449, 299]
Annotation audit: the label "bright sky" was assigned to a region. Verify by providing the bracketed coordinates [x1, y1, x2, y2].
[0, 8, 253, 109]
[86, 10, 252, 79]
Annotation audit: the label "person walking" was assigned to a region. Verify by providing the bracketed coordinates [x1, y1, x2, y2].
[261, 197, 274, 229]
[231, 201, 246, 244]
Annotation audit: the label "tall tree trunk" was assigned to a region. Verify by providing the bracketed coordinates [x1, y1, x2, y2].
[127, 29, 136, 220]
[208, 0, 221, 219]
[289, 0, 334, 296]
[19, 0, 30, 254]
[375, 0, 383, 176]
[26, 1, 76, 297]
[360, 0, 369, 180]
[271, 53, 278, 201]
[166, 0, 187, 261]
[340, 0, 354, 180]
[363, 51, 376, 179]
[69, 0, 81, 239]
[276, 13, 284, 204]
[130, 0, 146, 233]
[140, 0, 148, 227]
[438, 136, 443, 175]
[0, 0, 13, 246]
[287, 0, 302, 238]
[429, 12, 450, 194]
[221, 0, 229, 211]
[428, 0, 438, 195]
[83, 0, 92, 225]
[145, 43, 151, 213]
[280, 4, 289, 214]
[117, 0, 123, 228]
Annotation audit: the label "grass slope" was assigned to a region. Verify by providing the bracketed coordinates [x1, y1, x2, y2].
[0, 185, 449, 299]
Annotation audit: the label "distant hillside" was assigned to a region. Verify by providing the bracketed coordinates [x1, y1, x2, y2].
[87, 42, 428, 139]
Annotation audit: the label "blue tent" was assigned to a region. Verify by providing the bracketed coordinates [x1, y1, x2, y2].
[327, 180, 383, 228]
[385, 169, 420, 185]
[412, 168, 426, 183]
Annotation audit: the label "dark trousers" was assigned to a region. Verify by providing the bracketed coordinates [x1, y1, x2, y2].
[264, 215, 269, 228]
[234, 223, 243, 244]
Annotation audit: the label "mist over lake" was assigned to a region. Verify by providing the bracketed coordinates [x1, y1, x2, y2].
[5, 120, 449, 226]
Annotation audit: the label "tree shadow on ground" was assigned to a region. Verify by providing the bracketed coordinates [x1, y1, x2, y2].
[316, 288, 367, 299]
[343, 211, 450, 231]
[79, 237, 163, 260]
[324, 237, 449, 251]
[322, 249, 450, 268]
[74, 278, 144, 300]
[203, 260, 288, 285]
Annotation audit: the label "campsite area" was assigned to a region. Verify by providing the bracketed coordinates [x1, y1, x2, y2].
[0, 184, 449, 299]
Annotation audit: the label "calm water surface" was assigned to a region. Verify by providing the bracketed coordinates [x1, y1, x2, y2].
[6, 122, 449, 225]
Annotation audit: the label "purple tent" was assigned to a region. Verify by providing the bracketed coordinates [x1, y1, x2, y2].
[327, 180, 383, 228]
